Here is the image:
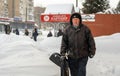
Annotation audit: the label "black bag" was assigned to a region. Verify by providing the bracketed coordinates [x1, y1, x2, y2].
[49, 52, 69, 76]
[49, 52, 62, 67]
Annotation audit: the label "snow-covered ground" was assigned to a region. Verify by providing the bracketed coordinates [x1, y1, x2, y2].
[0, 30, 120, 76]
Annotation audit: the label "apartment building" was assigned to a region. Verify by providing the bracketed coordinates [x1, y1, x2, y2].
[0, 0, 34, 22]
[0, 0, 8, 17]
[34, 7, 45, 26]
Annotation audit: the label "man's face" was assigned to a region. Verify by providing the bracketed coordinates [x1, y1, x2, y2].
[72, 18, 80, 26]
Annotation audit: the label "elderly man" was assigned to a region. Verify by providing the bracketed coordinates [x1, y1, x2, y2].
[60, 13, 96, 76]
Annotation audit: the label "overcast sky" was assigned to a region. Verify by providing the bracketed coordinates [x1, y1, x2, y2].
[34, 0, 119, 8]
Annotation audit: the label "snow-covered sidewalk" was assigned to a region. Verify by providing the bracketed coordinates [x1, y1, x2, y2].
[0, 32, 120, 76]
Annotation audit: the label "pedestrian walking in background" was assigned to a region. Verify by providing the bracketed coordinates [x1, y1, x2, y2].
[47, 31, 53, 37]
[24, 29, 29, 36]
[32, 28, 38, 41]
[15, 28, 19, 35]
[57, 29, 63, 37]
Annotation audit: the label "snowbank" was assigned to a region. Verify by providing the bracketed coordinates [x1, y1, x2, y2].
[0, 32, 120, 76]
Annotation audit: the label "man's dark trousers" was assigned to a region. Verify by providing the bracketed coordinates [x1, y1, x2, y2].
[68, 57, 88, 76]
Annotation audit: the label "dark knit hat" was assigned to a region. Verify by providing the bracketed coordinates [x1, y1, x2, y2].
[71, 13, 81, 19]
[70, 13, 82, 25]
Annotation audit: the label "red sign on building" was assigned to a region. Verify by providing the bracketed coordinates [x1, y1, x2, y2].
[0, 17, 10, 22]
[40, 14, 71, 22]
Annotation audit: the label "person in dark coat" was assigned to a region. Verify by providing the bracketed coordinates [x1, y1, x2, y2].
[57, 29, 63, 37]
[24, 29, 29, 36]
[15, 28, 19, 35]
[4, 24, 11, 34]
[60, 13, 96, 76]
[32, 28, 38, 41]
[47, 31, 53, 37]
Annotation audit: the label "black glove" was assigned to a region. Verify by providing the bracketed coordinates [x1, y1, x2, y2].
[88, 52, 94, 58]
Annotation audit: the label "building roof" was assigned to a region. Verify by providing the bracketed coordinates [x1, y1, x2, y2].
[44, 4, 75, 14]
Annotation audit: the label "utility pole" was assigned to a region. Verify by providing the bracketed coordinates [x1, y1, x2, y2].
[76, 0, 78, 7]
[26, 7, 27, 23]
[12, 0, 15, 18]
[25, 1, 28, 28]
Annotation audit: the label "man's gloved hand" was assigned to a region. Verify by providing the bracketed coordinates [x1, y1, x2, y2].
[60, 55, 66, 60]
[61, 53, 68, 59]
[88, 52, 94, 58]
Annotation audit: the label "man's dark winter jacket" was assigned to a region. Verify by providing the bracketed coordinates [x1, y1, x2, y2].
[60, 13, 96, 59]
